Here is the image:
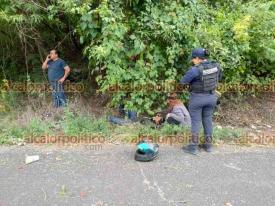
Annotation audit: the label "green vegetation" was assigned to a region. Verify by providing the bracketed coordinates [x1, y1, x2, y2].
[0, 1, 273, 145]
[0, 107, 243, 145]
[1, 0, 274, 114]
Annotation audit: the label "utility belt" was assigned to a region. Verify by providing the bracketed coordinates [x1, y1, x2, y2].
[191, 90, 215, 94]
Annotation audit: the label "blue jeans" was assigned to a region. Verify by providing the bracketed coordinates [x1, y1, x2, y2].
[109, 106, 137, 125]
[188, 93, 217, 137]
[108, 116, 131, 125]
[108, 112, 137, 125]
[50, 81, 67, 108]
[118, 104, 137, 121]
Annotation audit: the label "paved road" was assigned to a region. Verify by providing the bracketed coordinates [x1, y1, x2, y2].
[0, 144, 274, 206]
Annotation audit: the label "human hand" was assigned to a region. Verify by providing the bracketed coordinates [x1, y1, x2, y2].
[153, 114, 162, 125]
[58, 77, 65, 84]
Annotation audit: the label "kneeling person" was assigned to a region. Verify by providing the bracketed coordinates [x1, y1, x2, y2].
[165, 93, 191, 127]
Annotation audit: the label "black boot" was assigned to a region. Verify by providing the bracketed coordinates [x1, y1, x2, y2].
[203, 136, 213, 152]
[183, 135, 199, 155]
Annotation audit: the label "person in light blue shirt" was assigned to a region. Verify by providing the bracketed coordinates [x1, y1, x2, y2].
[42, 49, 71, 107]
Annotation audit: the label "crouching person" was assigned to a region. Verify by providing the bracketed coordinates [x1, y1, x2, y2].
[165, 93, 191, 127]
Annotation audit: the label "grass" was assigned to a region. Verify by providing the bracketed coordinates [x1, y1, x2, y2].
[213, 126, 243, 141]
[0, 93, 246, 145]
[0, 106, 245, 145]
[61, 107, 111, 137]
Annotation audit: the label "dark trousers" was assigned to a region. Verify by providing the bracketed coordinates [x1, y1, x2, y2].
[50, 81, 67, 108]
[188, 93, 217, 137]
[167, 117, 180, 125]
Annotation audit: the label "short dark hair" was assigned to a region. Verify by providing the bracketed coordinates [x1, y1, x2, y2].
[51, 49, 60, 57]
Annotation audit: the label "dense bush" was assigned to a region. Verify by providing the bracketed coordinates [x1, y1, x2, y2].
[61, 0, 275, 113]
[0, 0, 274, 114]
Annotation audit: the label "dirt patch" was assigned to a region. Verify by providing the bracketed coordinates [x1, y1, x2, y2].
[215, 93, 274, 129]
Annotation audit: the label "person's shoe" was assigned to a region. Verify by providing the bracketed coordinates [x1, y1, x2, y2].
[203, 136, 213, 152]
[183, 143, 199, 155]
[183, 135, 199, 155]
[203, 143, 213, 152]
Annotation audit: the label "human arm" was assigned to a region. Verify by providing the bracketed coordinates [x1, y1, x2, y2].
[179, 67, 200, 85]
[42, 55, 51, 70]
[58, 65, 71, 84]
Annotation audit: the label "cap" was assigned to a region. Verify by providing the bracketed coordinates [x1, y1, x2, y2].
[191, 48, 208, 59]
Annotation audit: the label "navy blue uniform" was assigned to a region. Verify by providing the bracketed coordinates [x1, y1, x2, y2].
[180, 60, 222, 137]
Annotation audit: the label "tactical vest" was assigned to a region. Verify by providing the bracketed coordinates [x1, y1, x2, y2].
[190, 61, 219, 93]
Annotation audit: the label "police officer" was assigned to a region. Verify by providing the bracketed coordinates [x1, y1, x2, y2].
[180, 48, 222, 155]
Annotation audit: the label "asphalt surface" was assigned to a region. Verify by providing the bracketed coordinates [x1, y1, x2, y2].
[0, 144, 274, 206]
